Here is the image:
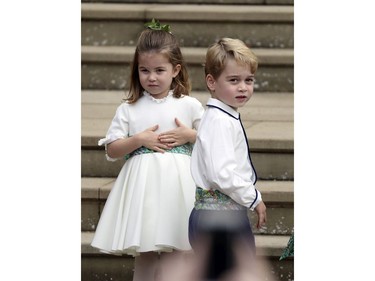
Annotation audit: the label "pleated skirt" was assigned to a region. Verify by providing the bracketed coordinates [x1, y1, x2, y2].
[91, 152, 196, 256]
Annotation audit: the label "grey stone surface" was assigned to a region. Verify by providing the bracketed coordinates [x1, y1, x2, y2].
[82, 62, 294, 92]
[81, 0, 294, 4]
[82, 231, 293, 281]
[81, 89, 294, 178]
[81, 46, 294, 91]
[81, 0, 268, 4]
[81, 4, 294, 22]
[81, 2, 294, 279]
[81, 90, 294, 145]
[81, 4, 294, 48]
[82, 231, 291, 257]
[81, 147, 293, 179]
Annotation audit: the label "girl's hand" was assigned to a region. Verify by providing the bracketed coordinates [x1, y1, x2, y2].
[137, 124, 170, 153]
[158, 118, 197, 147]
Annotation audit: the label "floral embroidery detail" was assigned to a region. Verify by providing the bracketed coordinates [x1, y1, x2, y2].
[194, 187, 246, 211]
[125, 143, 193, 160]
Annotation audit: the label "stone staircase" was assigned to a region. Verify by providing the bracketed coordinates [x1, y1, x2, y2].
[81, 1, 294, 280]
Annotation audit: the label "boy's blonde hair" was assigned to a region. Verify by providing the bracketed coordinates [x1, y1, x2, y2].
[204, 38, 258, 80]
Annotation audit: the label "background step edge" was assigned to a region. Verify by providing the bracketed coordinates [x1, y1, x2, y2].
[81, 46, 294, 65]
[82, 3, 294, 22]
[81, 231, 291, 257]
[81, 177, 294, 203]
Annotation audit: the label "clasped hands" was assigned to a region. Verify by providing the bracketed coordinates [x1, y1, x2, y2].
[139, 118, 196, 153]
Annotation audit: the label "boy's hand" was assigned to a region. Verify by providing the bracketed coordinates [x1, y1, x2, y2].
[254, 201, 267, 229]
[158, 118, 196, 147]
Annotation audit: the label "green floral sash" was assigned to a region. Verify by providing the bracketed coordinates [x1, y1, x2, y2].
[194, 187, 246, 211]
[125, 143, 192, 160]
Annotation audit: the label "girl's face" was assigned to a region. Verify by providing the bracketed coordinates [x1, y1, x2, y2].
[206, 58, 255, 110]
[138, 51, 181, 99]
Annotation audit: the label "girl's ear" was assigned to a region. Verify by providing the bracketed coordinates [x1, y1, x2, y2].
[206, 74, 216, 91]
[172, 64, 181, 78]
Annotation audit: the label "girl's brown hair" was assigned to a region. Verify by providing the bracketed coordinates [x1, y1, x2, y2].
[126, 29, 191, 104]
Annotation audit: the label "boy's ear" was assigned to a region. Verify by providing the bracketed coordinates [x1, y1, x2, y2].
[206, 74, 216, 91]
[172, 64, 181, 77]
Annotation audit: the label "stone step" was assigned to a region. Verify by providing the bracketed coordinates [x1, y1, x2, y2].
[82, 0, 294, 5]
[81, 46, 294, 92]
[82, 90, 294, 121]
[81, 90, 294, 179]
[81, 149, 293, 179]
[82, 231, 294, 281]
[81, 177, 294, 234]
[82, 3, 294, 48]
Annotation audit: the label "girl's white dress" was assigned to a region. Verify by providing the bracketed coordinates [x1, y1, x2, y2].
[91, 90, 204, 256]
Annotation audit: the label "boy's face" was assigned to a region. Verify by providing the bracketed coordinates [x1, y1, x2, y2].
[207, 58, 255, 110]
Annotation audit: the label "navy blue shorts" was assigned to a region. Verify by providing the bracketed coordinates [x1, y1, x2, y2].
[188, 208, 255, 249]
[188, 208, 256, 279]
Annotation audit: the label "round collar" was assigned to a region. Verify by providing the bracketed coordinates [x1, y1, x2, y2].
[143, 90, 174, 103]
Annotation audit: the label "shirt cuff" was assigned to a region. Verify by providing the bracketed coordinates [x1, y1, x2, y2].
[249, 189, 262, 211]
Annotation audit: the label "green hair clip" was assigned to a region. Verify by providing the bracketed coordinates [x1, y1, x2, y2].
[144, 18, 171, 33]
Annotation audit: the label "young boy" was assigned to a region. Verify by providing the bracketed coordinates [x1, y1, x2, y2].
[189, 38, 267, 280]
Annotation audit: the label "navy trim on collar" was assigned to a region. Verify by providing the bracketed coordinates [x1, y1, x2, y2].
[206, 105, 239, 120]
[206, 98, 239, 119]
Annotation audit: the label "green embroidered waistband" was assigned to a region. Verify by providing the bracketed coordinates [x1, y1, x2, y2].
[194, 187, 246, 211]
[125, 143, 193, 160]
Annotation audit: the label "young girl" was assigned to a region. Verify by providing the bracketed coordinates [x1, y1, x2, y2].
[91, 21, 204, 281]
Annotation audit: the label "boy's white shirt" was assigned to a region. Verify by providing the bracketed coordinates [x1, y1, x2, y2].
[190, 97, 262, 210]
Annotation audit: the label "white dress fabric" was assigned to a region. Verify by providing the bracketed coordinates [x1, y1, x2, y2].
[91, 91, 204, 256]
